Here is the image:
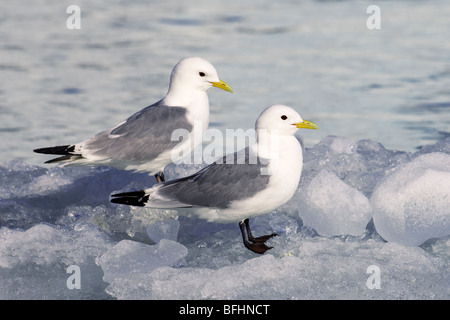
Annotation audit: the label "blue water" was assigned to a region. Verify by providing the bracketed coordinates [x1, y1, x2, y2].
[1, 0, 450, 165]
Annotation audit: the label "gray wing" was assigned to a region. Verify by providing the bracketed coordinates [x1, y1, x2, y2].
[158, 147, 271, 209]
[83, 101, 193, 162]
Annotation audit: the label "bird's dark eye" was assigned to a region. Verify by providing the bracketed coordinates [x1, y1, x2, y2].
[281, 115, 288, 120]
[199, 72, 206, 77]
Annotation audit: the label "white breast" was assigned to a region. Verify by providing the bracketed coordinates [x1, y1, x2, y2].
[206, 136, 303, 224]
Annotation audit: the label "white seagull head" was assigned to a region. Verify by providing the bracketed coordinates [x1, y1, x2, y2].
[168, 57, 232, 95]
[255, 104, 319, 137]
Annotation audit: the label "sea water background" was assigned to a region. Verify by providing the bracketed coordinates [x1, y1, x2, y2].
[0, 0, 450, 299]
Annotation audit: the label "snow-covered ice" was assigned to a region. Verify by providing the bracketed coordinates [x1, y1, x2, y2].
[0, 136, 449, 299]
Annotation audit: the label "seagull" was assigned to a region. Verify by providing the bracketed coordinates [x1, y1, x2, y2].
[111, 105, 318, 253]
[33, 57, 232, 183]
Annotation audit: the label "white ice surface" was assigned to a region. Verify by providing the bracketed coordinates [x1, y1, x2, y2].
[371, 153, 450, 246]
[0, 136, 449, 299]
[105, 239, 449, 300]
[97, 239, 188, 284]
[298, 169, 373, 237]
[146, 218, 180, 243]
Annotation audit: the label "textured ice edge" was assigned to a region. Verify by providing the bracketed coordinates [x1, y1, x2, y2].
[0, 136, 449, 299]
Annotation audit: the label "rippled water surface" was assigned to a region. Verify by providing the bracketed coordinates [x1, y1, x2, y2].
[1, 0, 450, 164]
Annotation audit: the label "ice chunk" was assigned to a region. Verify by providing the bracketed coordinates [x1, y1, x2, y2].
[267, 212, 299, 236]
[326, 135, 357, 154]
[307, 135, 357, 156]
[302, 136, 412, 197]
[2, 138, 450, 300]
[372, 152, 450, 246]
[298, 170, 373, 237]
[416, 137, 450, 156]
[105, 239, 449, 300]
[303, 136, 362, 178]
[24, 173, 73, 195]
[146, 218, 180, 243]
[428, 236, 450, 258]
[0, 223, 113, 299]
[0, 223, 112, 268]
[97, 239, 188, 283]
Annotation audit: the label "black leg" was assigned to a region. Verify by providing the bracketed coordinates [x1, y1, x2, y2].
[154, 171, 165, 183]
[238, 219, 276, 254]
[244, 219, 277, 243]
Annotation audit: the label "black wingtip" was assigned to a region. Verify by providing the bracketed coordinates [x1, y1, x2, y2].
[33, 145, 74, 155]
[44, 154, 83, 164]
[34, 145, 83, 164]
[110, 190, 149, 207]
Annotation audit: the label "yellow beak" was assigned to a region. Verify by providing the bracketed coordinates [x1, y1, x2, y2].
[210, 79, 233, 93]
[295, 120, 319, 130]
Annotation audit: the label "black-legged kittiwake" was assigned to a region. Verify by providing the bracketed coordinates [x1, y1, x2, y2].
[111, 105, 318, 254]
[34, 57, 232, 183]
